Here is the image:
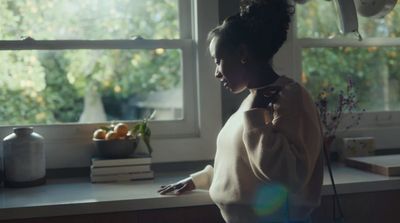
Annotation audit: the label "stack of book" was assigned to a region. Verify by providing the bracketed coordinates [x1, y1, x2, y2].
[90, 155, 153, 183]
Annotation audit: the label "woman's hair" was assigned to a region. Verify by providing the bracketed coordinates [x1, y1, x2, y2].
[208, 0, 294, 60]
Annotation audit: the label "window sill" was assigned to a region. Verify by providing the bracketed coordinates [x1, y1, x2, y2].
[1, 163, 400, 221]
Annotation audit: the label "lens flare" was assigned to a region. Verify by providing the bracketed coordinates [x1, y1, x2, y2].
[253, 184, 288, 217]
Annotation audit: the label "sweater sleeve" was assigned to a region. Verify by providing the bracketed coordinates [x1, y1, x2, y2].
[242, 85, 322, 192]
[190, 165, 214, 190]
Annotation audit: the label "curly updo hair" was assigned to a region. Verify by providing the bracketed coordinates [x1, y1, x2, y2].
[208, 0, 294, 61]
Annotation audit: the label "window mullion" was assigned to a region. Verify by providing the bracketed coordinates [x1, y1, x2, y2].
[290, 15, 302, 82]
[298, 38, 400, 48]
[179, 0, 192, 39]
[0, 39, 192, 50]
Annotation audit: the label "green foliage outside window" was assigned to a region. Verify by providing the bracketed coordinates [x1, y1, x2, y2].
[297, 2, 400, 112]
[0, 0, 181, 125]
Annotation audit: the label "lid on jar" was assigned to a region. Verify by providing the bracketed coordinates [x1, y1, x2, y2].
[13, 127, 34, 135]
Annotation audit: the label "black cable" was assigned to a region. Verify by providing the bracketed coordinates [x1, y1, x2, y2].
[322, 142, 345, 223]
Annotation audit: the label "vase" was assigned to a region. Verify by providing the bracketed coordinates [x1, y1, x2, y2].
[2, 127, 46, 187]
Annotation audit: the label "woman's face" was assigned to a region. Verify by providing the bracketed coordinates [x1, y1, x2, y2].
[209, 37, 248, 94]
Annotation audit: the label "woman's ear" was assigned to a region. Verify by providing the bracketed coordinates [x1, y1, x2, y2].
[238, 44, 250, 63]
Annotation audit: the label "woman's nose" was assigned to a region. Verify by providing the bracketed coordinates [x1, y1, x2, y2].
[215, 68, 222, 79]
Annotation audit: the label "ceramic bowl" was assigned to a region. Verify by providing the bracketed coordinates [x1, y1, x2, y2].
[93, 138, 138, 159]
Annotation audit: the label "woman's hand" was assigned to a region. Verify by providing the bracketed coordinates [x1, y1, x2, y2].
[250, 86, 282, 109]
[158, 177, 195, 195]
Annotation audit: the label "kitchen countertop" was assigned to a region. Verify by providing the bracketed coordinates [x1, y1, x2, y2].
[1, 164, 400, 221]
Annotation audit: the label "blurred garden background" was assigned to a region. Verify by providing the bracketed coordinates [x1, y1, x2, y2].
[0, 0, 182, 125]
[0, 1, 400, 126]
[297, 1, 400, 112]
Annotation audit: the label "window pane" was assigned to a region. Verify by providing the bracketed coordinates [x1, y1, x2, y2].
[0, 49, 182, 125]
[0, 0, 179, 40]
[297, 2, 400, 38]
[301, 47, 400, 112]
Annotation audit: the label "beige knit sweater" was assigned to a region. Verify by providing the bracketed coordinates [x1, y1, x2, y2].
[191, 76, 323, 223]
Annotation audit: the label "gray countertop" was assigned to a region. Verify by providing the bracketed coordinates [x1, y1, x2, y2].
[1, 164, 400, 221]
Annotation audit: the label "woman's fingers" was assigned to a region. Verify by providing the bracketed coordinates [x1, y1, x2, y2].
[175, 183, 189, 194]
[158, 183, 185, 195]
[175, 180, 196, 194]
[158, 184, 175, 194]
[158, 185, 174, 194]
[157, 185, 168, 193]
[158, 178, 195, 195]
[160, 185, 174, 194]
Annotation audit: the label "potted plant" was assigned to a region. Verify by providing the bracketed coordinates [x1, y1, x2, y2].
[315, 79, 364, 153]
[132, 117, 153, 155]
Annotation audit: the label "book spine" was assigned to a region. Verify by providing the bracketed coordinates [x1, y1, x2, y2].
[91, 158, 151, 167]
[345, 159, 388, 176]
[90, 171, 154, 183]
[91, 165, 151, 175]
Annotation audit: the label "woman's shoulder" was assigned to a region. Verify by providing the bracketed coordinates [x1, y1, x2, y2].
[274, 76, 313, 107]
[273, 75, 302, 95]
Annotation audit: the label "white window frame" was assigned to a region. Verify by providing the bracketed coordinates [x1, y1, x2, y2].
[273, 12, 400, 150]
[0, 0, 221, 168]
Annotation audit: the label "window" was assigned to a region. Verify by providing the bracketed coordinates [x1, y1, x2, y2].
[0, 0, 221, 167]
[1, 0, 184, 124]
[289, 2, 400, 149]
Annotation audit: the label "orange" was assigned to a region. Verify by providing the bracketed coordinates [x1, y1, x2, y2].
[93, 129, 107, 140]
[105, 131, 119, 140]
[114, 123, 129, 137]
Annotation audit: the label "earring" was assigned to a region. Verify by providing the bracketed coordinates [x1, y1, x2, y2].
[241, 58, 247, 64]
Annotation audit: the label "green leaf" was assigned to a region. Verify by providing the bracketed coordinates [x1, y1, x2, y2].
[100, 126, 111, 132]
[144, 127, 151, 137]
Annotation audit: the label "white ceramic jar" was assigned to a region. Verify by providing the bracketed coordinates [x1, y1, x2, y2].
[2, 127, 46, 187]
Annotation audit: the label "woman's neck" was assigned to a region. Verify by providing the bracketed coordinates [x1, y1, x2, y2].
[247, 65, 280, 93]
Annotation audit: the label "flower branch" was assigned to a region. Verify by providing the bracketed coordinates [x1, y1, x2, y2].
[315, 79, 364, 142]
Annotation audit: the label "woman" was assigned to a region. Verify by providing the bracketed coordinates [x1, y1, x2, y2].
[158, 0, 323, 222]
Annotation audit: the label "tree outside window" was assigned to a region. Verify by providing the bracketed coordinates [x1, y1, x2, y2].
[297, 1, 400, 112]
[0, 0, 182, 125]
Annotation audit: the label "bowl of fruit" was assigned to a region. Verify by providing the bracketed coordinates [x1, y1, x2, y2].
[92, 122, 138, 159]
